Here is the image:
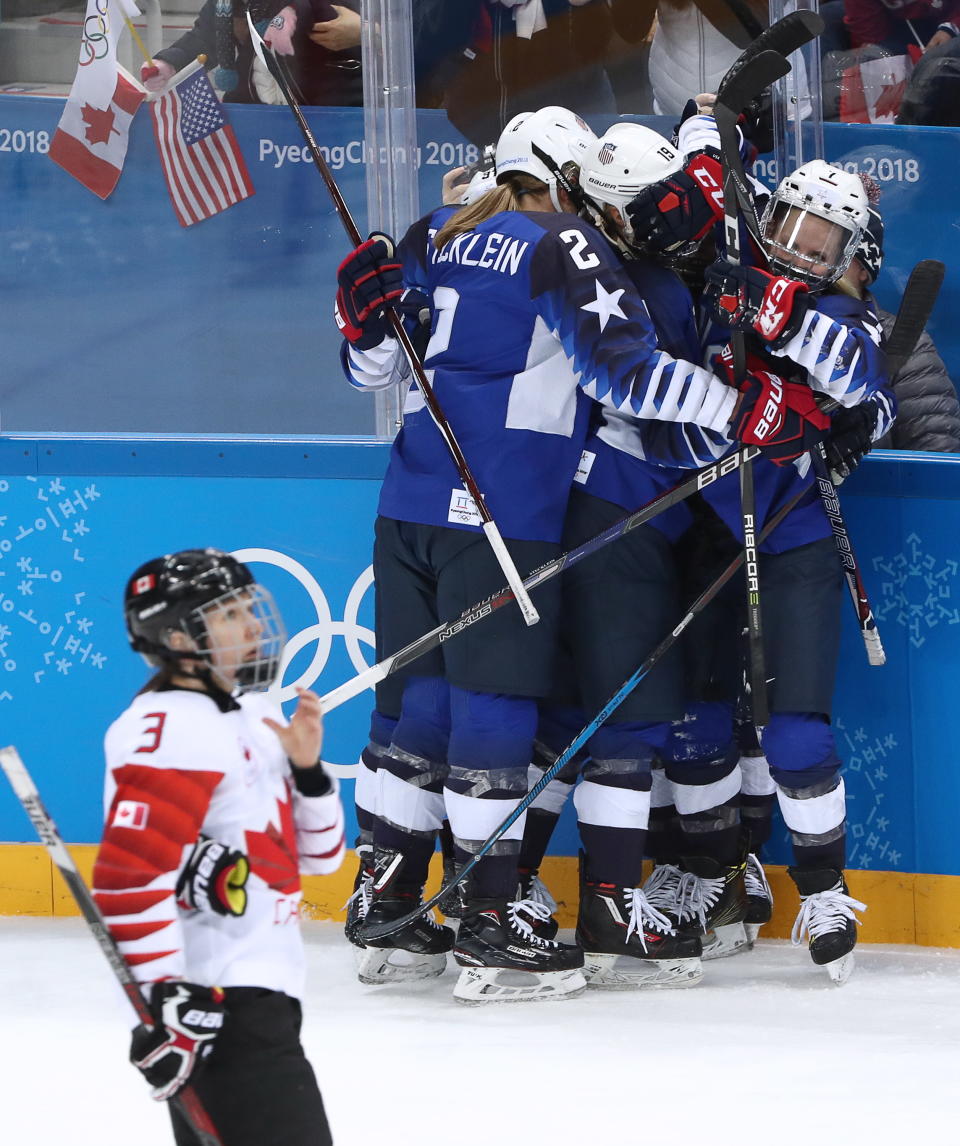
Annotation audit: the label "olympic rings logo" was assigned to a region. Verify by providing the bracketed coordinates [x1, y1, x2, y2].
[233, 547, 374, 779]
[80, 0, 112, 67]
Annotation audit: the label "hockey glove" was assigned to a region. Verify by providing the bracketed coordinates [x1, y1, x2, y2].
[130, 981, 226, 1101]
[176, 835, 249, 917]
[624, 154, 724, 253]
[334, 233, 403, 349]
[704, 261, 811, 347]
[726, 360, 830, 467]
[824, 400, 880, 485]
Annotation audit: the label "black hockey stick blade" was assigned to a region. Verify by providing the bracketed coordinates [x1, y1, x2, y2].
[716, 49, 792, 122]
[0, 746, 225, 1146]
[717, 9, 825, 103]
[885, 259, 945, 380]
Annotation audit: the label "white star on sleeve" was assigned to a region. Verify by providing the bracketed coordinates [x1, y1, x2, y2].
[581, 279, 628, 332]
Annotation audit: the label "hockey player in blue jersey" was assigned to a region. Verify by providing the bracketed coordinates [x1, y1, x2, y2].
[643, 150, 894, 984]
[517, 121, 748, 991]
[334, 105, 829, 1004]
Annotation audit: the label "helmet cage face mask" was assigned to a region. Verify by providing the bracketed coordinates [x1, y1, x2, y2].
[189, 583, 286, 694]
[760, 161, 868, 287]
[124, 549, 286, 693]
[761, 200, 860, 287]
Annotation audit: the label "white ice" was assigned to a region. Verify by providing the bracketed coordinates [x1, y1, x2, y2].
[2, 917, 958, 1146]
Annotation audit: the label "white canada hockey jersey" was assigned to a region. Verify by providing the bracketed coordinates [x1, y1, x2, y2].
[93, 688, 345, 1002]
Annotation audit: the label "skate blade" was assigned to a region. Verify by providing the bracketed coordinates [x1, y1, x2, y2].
[583, 952, 703, 990]
[825, 951, 855, 986]
[453, 965, 587, 1005]
[356, 946, 447, 985]
[743, 922, 764, 947]
[702, 922, 750, 961]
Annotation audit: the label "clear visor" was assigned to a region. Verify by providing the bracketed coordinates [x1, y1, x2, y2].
[762, 201, 856, 286]
[191, 584, 286, 694]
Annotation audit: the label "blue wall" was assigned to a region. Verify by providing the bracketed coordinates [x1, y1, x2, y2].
[0, 440, 959, 881]
[0, 98, 955, 433]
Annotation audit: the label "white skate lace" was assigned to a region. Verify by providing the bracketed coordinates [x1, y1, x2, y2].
[523, 873, 558, 915]
[642, 863, 683, 913]
[624, 888, 675, 950]
[744, 854, 772, 902]
[791, 885, 867, 946]
[675, 871, 724, 930]
[508, 898, 557, 948]
[342, 875, 373, 917]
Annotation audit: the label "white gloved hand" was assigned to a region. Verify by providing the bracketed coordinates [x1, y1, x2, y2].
[140, 59, 175, 93]
[676, 112, 724, 160]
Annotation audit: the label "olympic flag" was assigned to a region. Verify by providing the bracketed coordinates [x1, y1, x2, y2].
[48, 0, 146, 199]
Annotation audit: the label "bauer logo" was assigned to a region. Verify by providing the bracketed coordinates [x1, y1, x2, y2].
[112, 800, 149, 830]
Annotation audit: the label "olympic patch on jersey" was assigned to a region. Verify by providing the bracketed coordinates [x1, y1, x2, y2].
[448, 488, 483, 528]
[112, 800, 150, 830]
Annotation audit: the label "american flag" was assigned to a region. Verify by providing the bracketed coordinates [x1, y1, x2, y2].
[150, 63, 254, 227]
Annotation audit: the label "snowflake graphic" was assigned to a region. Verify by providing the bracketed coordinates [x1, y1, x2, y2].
[873, 531, 959, 648]
[834, 716, 903, 870]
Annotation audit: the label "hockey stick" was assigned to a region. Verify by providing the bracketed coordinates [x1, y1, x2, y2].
[245, 16, 540, 629]
[362, 481, 811, 941]
[715, 51, 792, 730]
[808, 257, 946, 664]
[319, 444, 762, 713]
[716, 9, 825, 105]
[884, 258, 945, 379]
[0, 746, 224, 1146]
[712, 54, 888, 668]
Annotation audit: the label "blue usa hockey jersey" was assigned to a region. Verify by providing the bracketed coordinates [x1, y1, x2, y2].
[344, 206, 740, 543]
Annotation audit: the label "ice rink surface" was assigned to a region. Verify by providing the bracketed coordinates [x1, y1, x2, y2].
[2, 916, 958, 1146]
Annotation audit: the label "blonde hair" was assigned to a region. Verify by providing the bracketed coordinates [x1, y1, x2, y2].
[434, 175, 548, 250]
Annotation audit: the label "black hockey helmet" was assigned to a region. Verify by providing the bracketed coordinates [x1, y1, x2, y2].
[124, 548, 285, 692]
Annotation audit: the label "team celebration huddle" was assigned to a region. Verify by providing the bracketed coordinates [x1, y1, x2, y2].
[333, 56, 889, 1006]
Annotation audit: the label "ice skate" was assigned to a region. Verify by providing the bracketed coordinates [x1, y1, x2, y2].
[743, 852, 773, 947]
[453, 897, 586, 1005]
[645, 856, 749, 960]
[343, 844, 374, 950]
[789, 867, 866, 985]
[576, 879, 702, 990]
[516, 867, 560, 939]
[436, 852, 464, 922]
[357, 848, 454, 984]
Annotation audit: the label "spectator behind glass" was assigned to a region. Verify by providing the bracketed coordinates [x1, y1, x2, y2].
[836, 204, 960, 454]
[610, 0, 767, 116]
[430, 1, 616, 145]
[141, 0, 361, 107]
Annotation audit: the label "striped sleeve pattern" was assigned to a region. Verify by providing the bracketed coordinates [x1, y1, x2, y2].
[293, 778, 346, 876]
[771, 307, 885, 408]
[92, 765, 222, 984]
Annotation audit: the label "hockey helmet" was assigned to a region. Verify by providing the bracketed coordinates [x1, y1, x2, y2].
[495, 106, 597, 210]
[759, 160, 869, 287]
[854, 207, 884, 285]
[579, 123, 684, 247]
[124, 548, 286, 693]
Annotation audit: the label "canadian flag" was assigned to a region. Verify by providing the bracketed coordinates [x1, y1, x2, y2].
[112, 799, 150, 830]
[840, 53, 914, 125]
[48, 0, 146, 199]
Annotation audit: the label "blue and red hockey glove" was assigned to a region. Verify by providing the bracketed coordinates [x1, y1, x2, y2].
[334, 232, 403, 349]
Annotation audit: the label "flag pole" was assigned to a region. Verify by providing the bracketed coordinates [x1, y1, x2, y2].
[122, 14, 153, 67]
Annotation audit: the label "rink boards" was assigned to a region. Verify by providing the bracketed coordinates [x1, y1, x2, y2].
[0, 440, 958, 945]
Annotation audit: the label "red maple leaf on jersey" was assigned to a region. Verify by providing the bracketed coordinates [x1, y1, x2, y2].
[81, 103, 118, 146]
[245, 790, 300, 895]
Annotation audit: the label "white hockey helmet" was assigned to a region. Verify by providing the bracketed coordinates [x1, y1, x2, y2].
[495, 106, 597, 210]
[579, 123, 684, 245]
[760, 159, 870, 287]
